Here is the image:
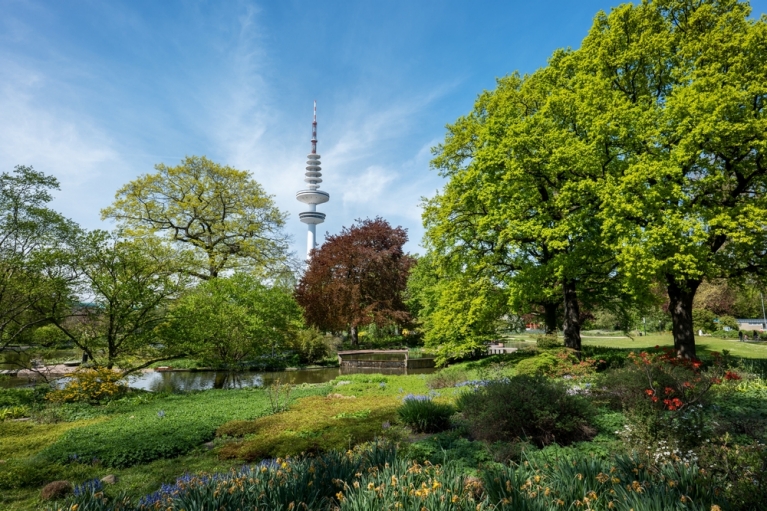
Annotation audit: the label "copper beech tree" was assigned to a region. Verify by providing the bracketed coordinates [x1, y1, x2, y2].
[295, 218, 415, 345]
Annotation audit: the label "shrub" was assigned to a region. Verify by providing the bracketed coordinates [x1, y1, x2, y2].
[696, 439, 767, 511]
[287, 328, 329, 364]
[0, 405, 30, 420]
[514, 350, 599, 379]
[456, 375, 594, 447]
[40, 480, 72, 501]
[514, 352, 558, 376]
[535, 334, 561, 349]
[717, 315, 739, 331]
[397, 395, 454, 433]
[581, 346, 629, 369]
[597, 347, 732, 448]
[692, 308, 716, 333]
[0, 386, 49, 407]
[0, 459, 63, 491]
[46, 367, 127, 404]
[426, 367, 470, 389]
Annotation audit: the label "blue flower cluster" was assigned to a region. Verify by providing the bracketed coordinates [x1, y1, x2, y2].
[402, 394, 431, 403]
[454, 379, 491, 388]
[73, 478, 103, 497]
[139, 472, 215, 508]
[138, 462, 279, 508]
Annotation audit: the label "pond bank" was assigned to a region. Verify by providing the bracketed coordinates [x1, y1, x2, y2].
[1, 365, 436, 391]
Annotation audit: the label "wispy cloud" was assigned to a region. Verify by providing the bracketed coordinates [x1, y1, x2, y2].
[0, 54, 124, 222]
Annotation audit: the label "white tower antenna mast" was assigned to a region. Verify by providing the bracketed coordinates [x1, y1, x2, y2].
[296, 101, 329, 258]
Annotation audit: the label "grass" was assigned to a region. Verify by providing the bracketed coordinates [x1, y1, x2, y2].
[580, 332, 767, 358]
[0, 385, 327, 510]
[506, 332, 767, 358]
[216, 373, 437, 460]
[0, 375, 433, 510]
[41, 385, 326, 468]
[3, 340, 765, 511]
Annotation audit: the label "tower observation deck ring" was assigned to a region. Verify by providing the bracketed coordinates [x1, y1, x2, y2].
[296, 101, 330, 258]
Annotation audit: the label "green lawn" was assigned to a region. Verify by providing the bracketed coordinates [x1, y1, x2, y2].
[580, 332, 767, 359]
[508, 332, 767, 359]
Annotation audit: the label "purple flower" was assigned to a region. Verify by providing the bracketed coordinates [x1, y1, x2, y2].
[73, 478, 102, 497]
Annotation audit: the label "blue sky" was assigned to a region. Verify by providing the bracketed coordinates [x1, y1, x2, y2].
[2, 0, 766, 257]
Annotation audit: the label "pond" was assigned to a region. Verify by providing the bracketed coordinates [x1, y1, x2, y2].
[1, 366, 437, 392]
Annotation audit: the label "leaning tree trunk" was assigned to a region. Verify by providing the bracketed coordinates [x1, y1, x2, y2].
[543, 302, 558, 335]
[562, 279, 582, 352]
[349, 325, 358, 346]
[666, 275, 701, 359]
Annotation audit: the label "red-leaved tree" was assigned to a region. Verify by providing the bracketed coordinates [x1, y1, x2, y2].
[295, 218, 415, 345]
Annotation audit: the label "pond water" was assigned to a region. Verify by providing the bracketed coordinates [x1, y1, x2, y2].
[1, 366, 436, 392]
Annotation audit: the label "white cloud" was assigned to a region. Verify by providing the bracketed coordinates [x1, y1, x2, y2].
[0, 55, 124, 225]
[341, 166, 398, 205]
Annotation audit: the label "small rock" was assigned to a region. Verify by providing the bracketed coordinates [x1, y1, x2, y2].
[203, 441, 216, 450]
[101, 474, 117, 485]
[335, 380, 352, 386]
[41, 481, 72, 500]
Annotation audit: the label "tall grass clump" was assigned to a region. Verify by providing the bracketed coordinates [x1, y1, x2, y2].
[483, 451, 719, 511]
[397, 394, 454, 433]
[48, 446, 727, 511]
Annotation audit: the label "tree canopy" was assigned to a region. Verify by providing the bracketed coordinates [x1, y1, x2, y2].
[295, 218, 415, 345]
[47, 231, 188, 372]
[102, 156, 290, 280]
[419, 0, 767, 358]
[165, 273, 302, 366]
[0, 166, 79, 348]
[585, 0, 767, 357]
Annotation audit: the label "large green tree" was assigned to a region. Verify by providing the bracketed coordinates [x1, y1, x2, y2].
[424, 58, 624, 353]
[579, 0, 767, 357]
[0, 166, 79, 349]
[102, 156, 290, 280]
[47, 231, 188, 372]
[165, 273, 302, 366]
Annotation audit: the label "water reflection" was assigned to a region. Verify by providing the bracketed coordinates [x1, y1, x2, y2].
[128, 367, 435, 392]
[2, 366, 435, 391]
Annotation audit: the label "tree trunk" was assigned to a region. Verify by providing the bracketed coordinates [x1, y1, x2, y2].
[214, 372, 228, 389]
[543, 302, 558, 335]
[666, 275, 701, 359]
[350, 325, 358, 346]
[562, 279, 582, 352]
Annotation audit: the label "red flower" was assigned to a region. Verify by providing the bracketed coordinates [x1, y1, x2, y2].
[691, 361, 702, 370]
[723, 371, 742, 381]
[651, 396, 659, 403]
[664, 387, 674, 395]
[712, 378, 722, 384]
[645, 389, 654, 396]
[663, 397, 683, 411]
[682, 381, 692, 389]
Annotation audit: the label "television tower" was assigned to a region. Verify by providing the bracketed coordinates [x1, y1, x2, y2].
[296, 101, 329, 258]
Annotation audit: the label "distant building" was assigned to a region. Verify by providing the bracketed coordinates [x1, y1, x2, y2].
[737, 318, 766, 331]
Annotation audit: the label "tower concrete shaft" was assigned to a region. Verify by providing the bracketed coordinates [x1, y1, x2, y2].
[296, 101, 329, 258]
